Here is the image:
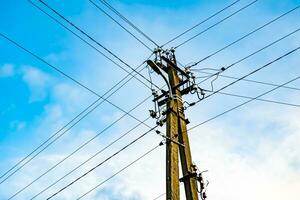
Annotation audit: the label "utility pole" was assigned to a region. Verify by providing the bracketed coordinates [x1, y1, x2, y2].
[148, 49, 201, 200]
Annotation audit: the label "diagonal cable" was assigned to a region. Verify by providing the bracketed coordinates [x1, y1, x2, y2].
[46, 125, 158, 199]
[190, 74, 300, 131]
[6, 65, 154, 198]
[197, 71, 300, 92]
[96, 0, 159, 47]
[217, 91, 300, 108]
[175, 0, 258, 49]
[31, 0, 160, 90]
[76, 142, 163, 200]
[195, 27, 300, 85]
[189, 5, 300, 68]
[200, 46, 300, 102]
[162, 0, 241, 47]
[28, 117, 151, 199]
[0, 30, 155, 183]
[89, 0, 153, 51]
[1, 90, 151, 185]
[27, 0, 153, 90]
[0, 56, 150, 182]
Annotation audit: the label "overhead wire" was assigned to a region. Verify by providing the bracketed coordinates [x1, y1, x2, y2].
[217, 91, 300, 108]
[196, 71, 300, 92]
[152, 193, 166, 200]
[199, 46, 300, 103]
[26, 0, 151, 90]
[46, 125, 159, 199]
[76, 142, 164, 200]
[88, 0, 153, 51]
[195, 26, 300, 86]
[29, 117, 152, 199]
[162, 0, 241, 47]
[0, 30, 158, 184]
[96, 0, 159, 47]
[1, 88, 152, 185]
[33, 0, 161, 90]
[190, 74, 300, 131]
[175, 0, 258, 49]
[0, 53, 151, 183]
[7, 63, 155, 198]
[188, 5, 300, 68]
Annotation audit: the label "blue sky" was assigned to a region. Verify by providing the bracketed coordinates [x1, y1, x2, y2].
[0, 0, 300, 199]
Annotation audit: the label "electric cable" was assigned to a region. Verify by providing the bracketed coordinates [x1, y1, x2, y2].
[152, 193, 165, 200]
[96, 0, 159, 47]
[2, 90, 152, 186]
[31, 0, 160, 90]
[195, 26, 300, 86]
[162, 0, 241, 47]
[0, 52, 151, 182]
[0, 29, 156, 183]
[0, 31, 166, 184]
[29, 117, 151, 199]
[37, 0, 157, 89]
[190, 74, 300, 131]
[175, 0, 258, 49]
[217, 91, 300, 108]
[46, 125, 158, 199]
[27, 0, 153, 89]
[89, 0, 153, 51]
[76, 142, 164, 200]
[201, 46, 300, 102]
[196, 71, 300, 92]
[188, 6, 300, 68]
[7, 65, 154, 198]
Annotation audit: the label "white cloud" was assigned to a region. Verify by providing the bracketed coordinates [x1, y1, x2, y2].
[0, 64, 15, 77]
[9, 120, 27, 131]
[21, 65, 51, 102]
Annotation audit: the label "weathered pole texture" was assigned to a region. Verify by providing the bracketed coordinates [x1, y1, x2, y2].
[166, 52, 199, 200]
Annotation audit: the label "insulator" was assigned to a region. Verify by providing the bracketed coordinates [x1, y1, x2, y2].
[149, 110, 157, 118]
[203, 192, 207, 199]
[189, 102, 196, 107]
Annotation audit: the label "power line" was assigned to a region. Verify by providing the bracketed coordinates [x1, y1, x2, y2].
[7, 70, 153, 198]
[189, 74, 300, 131]
[0, 50, 151, 181]
[33, 0, 160, 90]
[162, 0, 241, 47]
[188, 5, 300, 67]
[89, 0, 153, 51]
[2, 91, 152, 185]
[76, 142, 164, 200]
[29, 117, 151, 199]
[0, 30, 157, 183]
[195, 26, 300, 85]
[36, 0, 156, 89]
[96, 0, 159, 47]
[217, 91, 300, 108]
[27, 0, 153, 90]
[152, 193, 166, 200]
[46, 126, 158, 199]
[197, 71, 300, 92]
[0, 27, 167, 189]
[175, 0, 258, 49]
[201, 46, 300, 102]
